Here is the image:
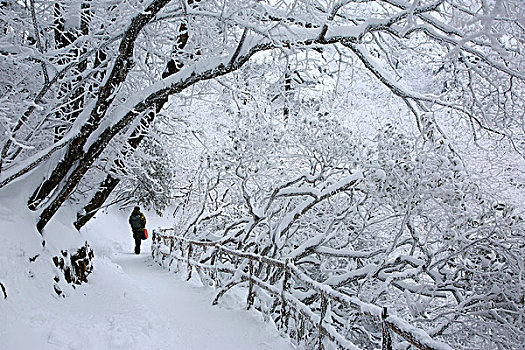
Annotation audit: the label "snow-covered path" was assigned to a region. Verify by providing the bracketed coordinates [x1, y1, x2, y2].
[110, 248, 294, 350]
[0, 209, 294, 350]
[2, 246, 294, 349]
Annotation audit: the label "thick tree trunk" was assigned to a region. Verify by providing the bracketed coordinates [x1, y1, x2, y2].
[27, 0, 172, 212]
[36, 78, 192, 231]
[32, 0, 301, 232]
[283, 68, 292, 120]
[53, 2, 91, 141]
[73, 174, 120, 230]
[74, 20, 190, 230]
[72, 109, 156, 231]
[35, 36, 267, 232]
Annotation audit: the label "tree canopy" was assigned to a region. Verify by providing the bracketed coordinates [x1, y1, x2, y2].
[0, 1, 524, 348]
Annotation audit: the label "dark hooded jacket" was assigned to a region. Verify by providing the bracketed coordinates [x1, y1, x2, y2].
[129, 208, 146, 239]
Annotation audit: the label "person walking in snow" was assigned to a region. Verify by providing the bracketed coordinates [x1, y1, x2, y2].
[129, 206, 146, 254]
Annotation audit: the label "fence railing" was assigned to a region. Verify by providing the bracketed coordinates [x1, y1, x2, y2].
[152, 228, 452, 350]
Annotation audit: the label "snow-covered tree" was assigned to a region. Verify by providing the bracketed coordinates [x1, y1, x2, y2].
[0, 0, 523, 232]
[1, 1, 524, 348]
[153, 47, 524, 348]
[171, 109, 524, 349]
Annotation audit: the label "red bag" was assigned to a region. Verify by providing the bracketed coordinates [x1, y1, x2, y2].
[142, 228, 148, 240]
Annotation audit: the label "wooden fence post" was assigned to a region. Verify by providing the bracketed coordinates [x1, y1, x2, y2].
[186, 242, 193, 281]
[281, 259, 291, 332]
[151, 231, 156, 258]
[381, 307, 393, 350]
[215, 246, 222, 288]
[246, 259, 255, 309]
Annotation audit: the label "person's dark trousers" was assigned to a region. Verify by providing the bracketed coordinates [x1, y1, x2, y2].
[134, 236, 142, 254]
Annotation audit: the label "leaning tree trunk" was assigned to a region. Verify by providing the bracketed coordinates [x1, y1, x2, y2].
[73, 175, 120, 230]
[36, 86, 174, 232]
[72, 108, 155, 230]
[30, 0, 338, 232]
[27, 0, 172, 214]
[73, 20, 191, 230]
[36, 32, 268, 232]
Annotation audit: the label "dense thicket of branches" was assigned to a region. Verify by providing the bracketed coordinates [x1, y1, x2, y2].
[168, 82, 524, 348]
[1, 0, 523, 229]
[0, 1, 524, 348]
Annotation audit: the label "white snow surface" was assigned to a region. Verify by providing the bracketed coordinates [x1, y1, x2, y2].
[0, 185, 294, 350]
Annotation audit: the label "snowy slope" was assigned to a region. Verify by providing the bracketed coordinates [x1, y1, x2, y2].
[0, 187, 294, 349]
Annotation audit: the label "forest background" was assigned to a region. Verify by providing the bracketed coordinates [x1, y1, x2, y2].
[0, 0, 524, 349]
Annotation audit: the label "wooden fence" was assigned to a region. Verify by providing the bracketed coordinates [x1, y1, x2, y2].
[152, 228, 452, 350]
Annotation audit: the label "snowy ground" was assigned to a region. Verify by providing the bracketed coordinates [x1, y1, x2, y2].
[0, 195, 294, 350]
